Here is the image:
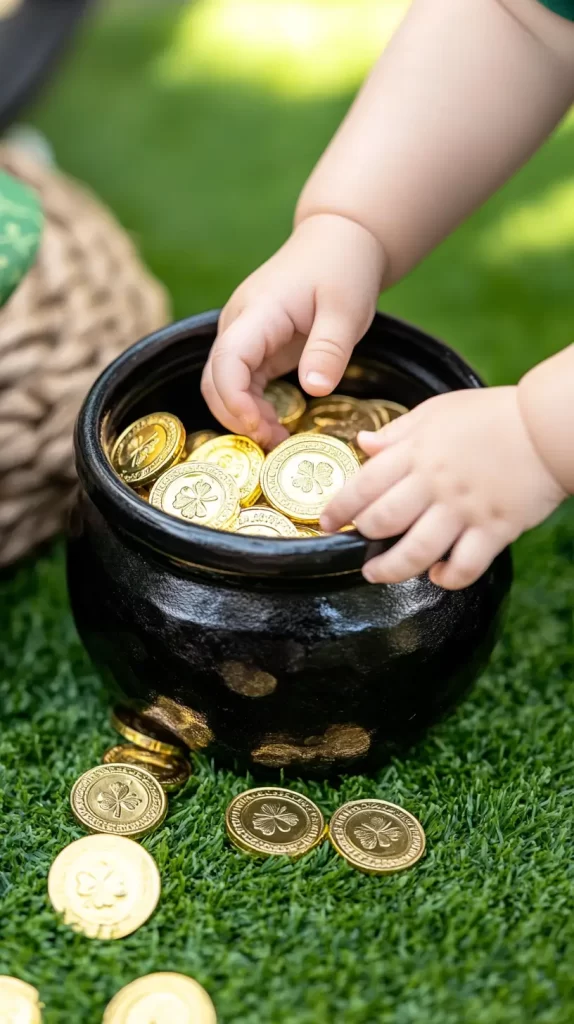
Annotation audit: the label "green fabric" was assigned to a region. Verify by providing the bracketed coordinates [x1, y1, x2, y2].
[538, 0, 574, 18]
[0, 171, 43, 308]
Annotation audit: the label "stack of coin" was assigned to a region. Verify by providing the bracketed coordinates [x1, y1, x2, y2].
[47, 707, 192, 941]
[107, 375, 409, 537]
[225, 788, 426, 876]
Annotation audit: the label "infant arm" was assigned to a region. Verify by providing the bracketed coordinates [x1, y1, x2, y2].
[297, 0, 574, 285]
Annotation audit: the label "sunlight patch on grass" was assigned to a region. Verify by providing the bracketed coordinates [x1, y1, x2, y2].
[480, 178, 574, 262]
[155, 0, 408, 97]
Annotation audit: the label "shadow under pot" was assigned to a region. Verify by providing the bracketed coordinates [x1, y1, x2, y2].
[68, 309, 512, 776]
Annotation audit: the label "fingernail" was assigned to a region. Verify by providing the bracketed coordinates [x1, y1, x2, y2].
[305, 371, 331, 389]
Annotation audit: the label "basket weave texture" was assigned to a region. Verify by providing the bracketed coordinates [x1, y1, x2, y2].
[0, 145, 171, 566]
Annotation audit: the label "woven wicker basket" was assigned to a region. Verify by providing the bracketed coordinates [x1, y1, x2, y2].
[0, 145, 171, 565]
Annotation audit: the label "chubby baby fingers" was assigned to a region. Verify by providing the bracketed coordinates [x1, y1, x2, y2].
[429, 527, 508, 590]
[362, 505, 462, 584]
[354, 475, 431, 540]
[320, 442, 411, 532]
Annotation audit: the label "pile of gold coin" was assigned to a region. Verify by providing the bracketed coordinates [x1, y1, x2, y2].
[47, 706, 191, 943]
[108, 378, 408, 537]
[225, 786, 426, 875]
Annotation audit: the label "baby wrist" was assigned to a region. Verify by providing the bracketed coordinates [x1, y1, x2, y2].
[517, 345, 574, 496]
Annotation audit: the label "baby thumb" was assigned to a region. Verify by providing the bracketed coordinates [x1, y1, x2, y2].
[299, 306, 365, 397]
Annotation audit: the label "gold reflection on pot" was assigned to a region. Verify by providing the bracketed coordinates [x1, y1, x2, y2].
[142, 694, 214, 750]
[221, 660, 278, 697]
[252, 724, 371, 768]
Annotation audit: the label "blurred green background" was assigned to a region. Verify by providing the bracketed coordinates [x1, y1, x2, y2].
[1, 1, 574, 1021]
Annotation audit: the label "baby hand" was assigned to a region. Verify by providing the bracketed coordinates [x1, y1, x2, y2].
[201, 213, 384, 448]
[321, 386, 566, 589]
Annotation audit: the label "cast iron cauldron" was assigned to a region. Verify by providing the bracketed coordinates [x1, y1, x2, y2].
[68, 310, 512, 775]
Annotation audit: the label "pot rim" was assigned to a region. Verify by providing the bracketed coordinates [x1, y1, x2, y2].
[74, 309, 482, 579]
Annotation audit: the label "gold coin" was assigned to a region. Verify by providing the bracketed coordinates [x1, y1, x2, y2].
[103, 973, 216, 1024]
[184, 429, 219, 458]
[328, 799, 426, 875]
[261, 434, 360, 524]
[299, 395, 382, 443]
[368, 398, 409, 422]
[232, 505, 299, 537]
[111, 706, 185, 757]
[0, 977, 42, 1023]
[102, 746, 191, 793]
[226, 787, 325, 858]
[48, 834, 160, 940]
[191, 434, 264, 507]
[149, 462, 240, 529]
[297, 526, 324, 538]
[70, 763, 168, 839]
[264, 379, 306, 432]
[111, 413, 185, 487]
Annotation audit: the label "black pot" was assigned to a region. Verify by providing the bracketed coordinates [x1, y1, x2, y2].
[0, 0, 93, 132]
[68, 310, 511, 775]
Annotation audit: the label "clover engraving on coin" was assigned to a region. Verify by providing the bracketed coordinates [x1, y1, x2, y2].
[251, 802, 299, 836]
[353, 815, 402, 851]
[97, 782, 143, 820]
[126, 429, 160, 468]
[172, 480, 217, 519]
[76, 862, 127, 911]
[226, 788, 325, 858]
[292, 459, 333, 495]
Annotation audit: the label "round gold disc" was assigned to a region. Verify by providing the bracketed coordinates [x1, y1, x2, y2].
[264, 379, 306, 432]
[0, 977, 42, 1023]
[70, 763, 168, 839]
[102, 746, 191, 793]
[111, 705, 185, 757]
[111, 413, 185, 487]
[369, 398, 409, 422]
[226, 787, 325, 858]
[191, 434, 264, 507]
[231, 505, 299, 537]
[328, 799, 426, 874]
[296, 526, 324, 538]
[184, 429, 219, 458]
[149, 461, 240, 529]
[299, 395, 382, 443]
[103, 973, 217, 1024]
[261, 434, 360, 524]
[48, 834, 161, 940]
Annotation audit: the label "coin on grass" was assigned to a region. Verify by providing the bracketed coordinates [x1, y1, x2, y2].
[191, 434, 264, 507]
[102, 745, 191, 793]
[111, 705, 185, 757]
[103, 972, 217, 1024]
[48, 834, 160, 940]
[226, 787, 325, 858]
[299, 395, 382, 443]
[232, 505, 299, 538]
[111, 413, 185, 488]
[70, 763, 168, 838]
[261, 434, 360, 524]
[329, 799, 425, 875]
[264, 379, 306, 432]
[150, 462, 239, 529]
[0, 977, 42, 1023]
[184, 429, 219, 458]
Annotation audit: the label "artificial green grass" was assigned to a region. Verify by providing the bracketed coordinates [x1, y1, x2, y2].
[1, 3, 573, 1021]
